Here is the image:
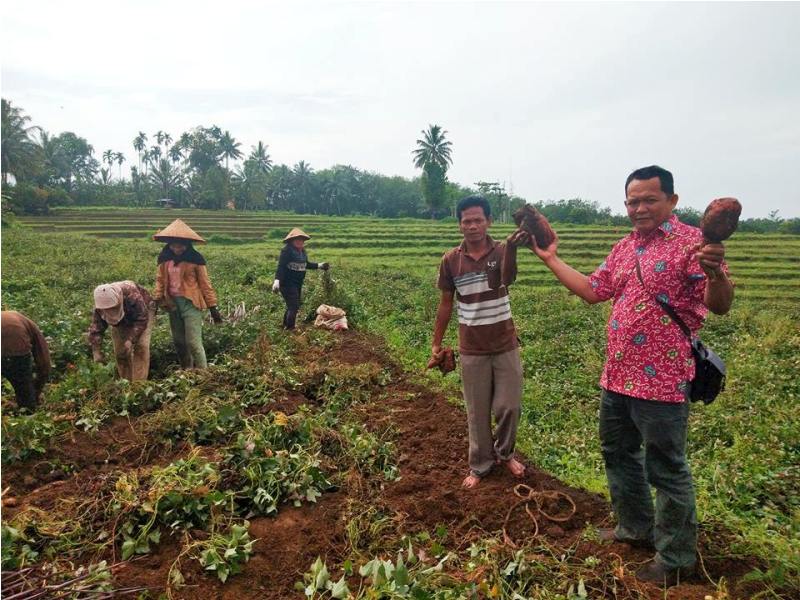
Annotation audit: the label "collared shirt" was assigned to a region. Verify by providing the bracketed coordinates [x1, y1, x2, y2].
[588, 214, 729, 402]
[437, 236, 519, 356]
[1, 311, 51, 380]
[87, 282, 152, 347]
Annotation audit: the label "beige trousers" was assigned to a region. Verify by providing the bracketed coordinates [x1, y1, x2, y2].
[460, 347, 523, 477]
[110, 309, 155, 381]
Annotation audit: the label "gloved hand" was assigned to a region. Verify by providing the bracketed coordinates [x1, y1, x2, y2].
[209, 306, 223, 324]
[123, 340, 133, 355]
[272, 279, 280, 293]
[92, 346, 104, 363]
[319, 262, 330, 271]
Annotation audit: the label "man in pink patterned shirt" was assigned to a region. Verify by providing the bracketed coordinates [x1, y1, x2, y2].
[528, 166, 734, 586]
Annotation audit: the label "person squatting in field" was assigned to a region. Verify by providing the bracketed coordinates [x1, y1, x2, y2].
[153, 219, 223, 369]
[526, 165, 734, 586]
[431, 195, 531, 489]
[1, 310, 51, 412]
[88, 281, 155, 381]
[272, 227, 329, 330]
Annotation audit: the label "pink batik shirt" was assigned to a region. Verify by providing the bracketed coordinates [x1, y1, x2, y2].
[588, 215, 728, 403]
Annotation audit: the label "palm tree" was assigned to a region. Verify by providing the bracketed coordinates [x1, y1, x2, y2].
[412, 124, 453, 171]
[99, 167, 113, 186]
[149, 158, 184, 199]
[219, 130, 243, 171]
[249, 141, 272, 173]
[103, 149, 116, 178]
[114, 152, 125, 180]
[413, 124, 453, 218]
[154, 130, 166, 147]
[293, 161, 314, 213]
[133, 132, 147, 172]
[1, 99, 41, 184]
[149, 145, 162, 163]
[168, 144, 183, 164]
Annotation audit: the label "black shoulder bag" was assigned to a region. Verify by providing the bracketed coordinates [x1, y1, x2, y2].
[634, 259, 726, 404]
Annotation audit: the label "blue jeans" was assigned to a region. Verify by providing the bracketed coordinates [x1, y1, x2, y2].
[599, 388, 697, 569]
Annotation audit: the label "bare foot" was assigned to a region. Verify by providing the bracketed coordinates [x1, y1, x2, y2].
[462, 473, 481, 489]
[504, 457, 526, 478]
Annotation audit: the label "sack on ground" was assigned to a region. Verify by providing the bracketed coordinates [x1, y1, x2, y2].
[314, 304, 348, 330]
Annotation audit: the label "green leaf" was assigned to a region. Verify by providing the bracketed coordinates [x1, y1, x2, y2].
[121, 538, 136, 560]
[330, 576, 350, 599]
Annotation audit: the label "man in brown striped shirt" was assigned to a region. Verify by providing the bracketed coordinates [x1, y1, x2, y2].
[432, 196, 529, 488]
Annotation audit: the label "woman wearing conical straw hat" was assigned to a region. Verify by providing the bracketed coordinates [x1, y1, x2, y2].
[153, 219, 223, 369]
[272, 228, 329, 330]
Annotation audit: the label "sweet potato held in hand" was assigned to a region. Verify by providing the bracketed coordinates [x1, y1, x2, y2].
[513, 205, 556, 249]
[700, 198, 742, 243]
[427, 347, 456, 375]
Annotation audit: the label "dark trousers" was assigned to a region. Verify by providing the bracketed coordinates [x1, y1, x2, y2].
[2, 354, 38, 411]
[599, 389, 697, 569]
[280, 285, 302, 330]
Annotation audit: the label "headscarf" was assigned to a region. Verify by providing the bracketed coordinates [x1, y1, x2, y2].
[93, 282, 126, 325]
[156, 241, 207, 266]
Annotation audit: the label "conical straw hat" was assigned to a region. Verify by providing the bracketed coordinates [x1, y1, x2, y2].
[283, 227, 311, 242]
[153, 219, 206, 243]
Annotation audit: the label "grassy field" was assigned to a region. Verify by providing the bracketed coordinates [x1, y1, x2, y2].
[2, 208, 799, 598]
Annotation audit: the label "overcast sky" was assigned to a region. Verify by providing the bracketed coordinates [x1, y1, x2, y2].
[2, 1, 799, 218]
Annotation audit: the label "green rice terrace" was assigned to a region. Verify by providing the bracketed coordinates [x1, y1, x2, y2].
[2, 208, 799, 599]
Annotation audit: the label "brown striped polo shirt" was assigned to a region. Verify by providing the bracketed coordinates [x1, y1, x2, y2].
[437, 236, 519, 356]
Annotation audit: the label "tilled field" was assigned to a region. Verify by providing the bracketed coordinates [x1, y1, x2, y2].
[1, 330, 771, 599]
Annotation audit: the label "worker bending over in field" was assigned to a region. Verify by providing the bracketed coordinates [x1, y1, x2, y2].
[431, 195, 530, 489]
[272, 228, 329, 330]
[153, 219, 223, 369]
[88, 281, 155, 381]
[526, 165, 734, 585]
[2, 310, 51, 412]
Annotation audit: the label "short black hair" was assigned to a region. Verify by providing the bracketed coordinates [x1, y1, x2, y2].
[625, 165, 674, 196]
[456, 195, 491, 221]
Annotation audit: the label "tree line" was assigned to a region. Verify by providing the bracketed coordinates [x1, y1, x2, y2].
[2, 98, 798, 233]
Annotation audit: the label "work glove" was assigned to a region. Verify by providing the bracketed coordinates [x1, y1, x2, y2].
[319, 262, 330, 271]
[209, 306, 224, 324]
[272, 279, 280, 293]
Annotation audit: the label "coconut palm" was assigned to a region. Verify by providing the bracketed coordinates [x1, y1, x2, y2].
[133, 132, 147, 172]
[292, 160, 315, 213]
[102, 149, 115, 174]
[168, 144, 183, 164]
[248, 141, 272, 173]
[412, 124, 453, 171]
[115, 152, 125, 180]
[1, 99, 41, 184]
[219, 130, 243, 172]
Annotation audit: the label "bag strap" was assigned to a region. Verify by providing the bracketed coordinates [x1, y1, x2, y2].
[634, 258, 692, 341]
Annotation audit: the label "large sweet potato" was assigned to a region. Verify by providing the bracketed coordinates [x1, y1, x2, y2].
[513, 205, 556, 249]
[700, 198, 741, 243]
